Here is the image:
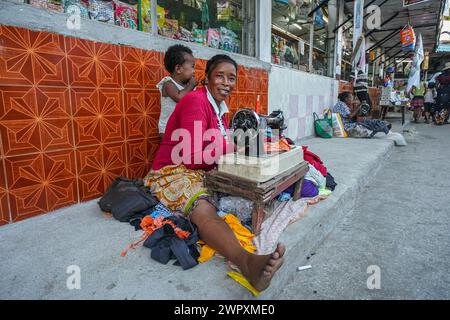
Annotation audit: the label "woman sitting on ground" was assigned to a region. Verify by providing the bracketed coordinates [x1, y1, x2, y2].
[144, 54, 285, 292]
[333, 91, 391, 138]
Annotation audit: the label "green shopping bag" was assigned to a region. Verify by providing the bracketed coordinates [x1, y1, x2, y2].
[313, 112, 333, 139]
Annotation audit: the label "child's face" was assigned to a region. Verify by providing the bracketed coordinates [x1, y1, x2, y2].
[177, 53, 196, 83]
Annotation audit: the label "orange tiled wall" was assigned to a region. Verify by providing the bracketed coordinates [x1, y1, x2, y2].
[0, 25, 268, 225]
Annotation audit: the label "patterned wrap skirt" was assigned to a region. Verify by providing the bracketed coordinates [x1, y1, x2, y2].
[144, 165, 214, 217]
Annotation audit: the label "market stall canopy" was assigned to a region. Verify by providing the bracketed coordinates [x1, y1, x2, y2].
[344, 0, 444, 55]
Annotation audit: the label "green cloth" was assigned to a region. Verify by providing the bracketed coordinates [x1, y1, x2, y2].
[414, 83, 426, 96]
[319, 187, 332, 196]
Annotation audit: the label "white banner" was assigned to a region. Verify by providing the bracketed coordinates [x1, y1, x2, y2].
[352, 0, 365, 83]
[407, 33, 424, 92]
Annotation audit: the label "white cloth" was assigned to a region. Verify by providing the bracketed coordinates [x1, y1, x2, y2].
[304, 164, 326, 188]
[424, 89, 436, 103]
[205, 86, 229, 138]
[407, 34, 424, 92]
[156, 76, 185, 134]
[254, 199, 309, 255]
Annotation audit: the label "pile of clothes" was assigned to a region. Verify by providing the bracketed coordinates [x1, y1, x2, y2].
[98, 177, 256, 270]
[275, 145, 337, 201]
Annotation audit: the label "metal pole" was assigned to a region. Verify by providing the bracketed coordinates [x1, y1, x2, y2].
[151, 0, 158, 36]
[309, 11, 316, 73]
[366, 29, 399, 52]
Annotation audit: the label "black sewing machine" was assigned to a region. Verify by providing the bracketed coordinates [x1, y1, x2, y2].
[231, 109, 287, 157]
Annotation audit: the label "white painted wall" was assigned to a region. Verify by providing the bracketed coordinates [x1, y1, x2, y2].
[268, 65, 339, 140]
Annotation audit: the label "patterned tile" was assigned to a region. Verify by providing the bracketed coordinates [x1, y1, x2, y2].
[226, 92, 239, 112]
[261, 94, 268, 115]
[76, 143, 127, 201]
[238, 92, 257, 110]
[0, 159, 10, 225]
[195, 59, 207, 84]
[126, 137, 159, 179]
[66, 37, 121, 88]
[237, 67, 248, 92]
[261, 71, 269, 92]
[0, 26, 67, 86]
[0, 86, 73, 156]
[6, 151, 77, 222]
[121, 46, 163, 89]
[71, 88, 125, 146]
[123, 89, 159, 140]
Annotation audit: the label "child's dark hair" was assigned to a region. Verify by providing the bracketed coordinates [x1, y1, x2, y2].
[205, 54, 238, 78]
[164, 44, 193, 73]
[338, 91, 352, 102]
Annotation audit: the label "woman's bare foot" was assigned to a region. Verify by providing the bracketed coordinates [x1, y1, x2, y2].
[242, 243, 286, 292]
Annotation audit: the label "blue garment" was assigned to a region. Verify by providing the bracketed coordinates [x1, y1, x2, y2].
[277, 192, 292, 202]
[332, 101, 357, 131]
[149, 203, 174, 219]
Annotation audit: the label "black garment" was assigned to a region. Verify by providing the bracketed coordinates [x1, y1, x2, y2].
[436, 84, 450, 112]
[143, 216, 200, 270]
[325, 173, 337, 191]
[98, 177, 158, 222]
[359, 119, 390, 137]
[356, 91, 372, 116]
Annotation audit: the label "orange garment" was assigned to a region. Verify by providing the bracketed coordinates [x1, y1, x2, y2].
[121, 216, 190, 257]
[264, 138, 292, 153]
[197, 213, 256, 263]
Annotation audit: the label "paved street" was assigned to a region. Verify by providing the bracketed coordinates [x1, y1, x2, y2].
[276, 123, 450, 299]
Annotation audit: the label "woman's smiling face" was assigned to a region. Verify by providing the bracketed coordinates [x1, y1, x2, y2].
[206, 62, 237, 104]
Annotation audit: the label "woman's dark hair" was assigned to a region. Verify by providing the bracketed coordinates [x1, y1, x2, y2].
[163, 44, 193, 73]
[205, 54, 238, 79]
[338, 91, 352, 102]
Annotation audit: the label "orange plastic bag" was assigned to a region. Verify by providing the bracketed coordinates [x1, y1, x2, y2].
[400, 24, 415, 50]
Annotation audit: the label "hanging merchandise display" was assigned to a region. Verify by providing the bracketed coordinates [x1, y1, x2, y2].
[114, 0, 138, 29]
[156, 4, 166, 32]
[162, 18, 179, 38]
[139, 0, 152, 32]
[400, 23, 416, 51]
[88, 0, 114, 24]
[64, 0, 90, 18]
[30, 0, 64, 12]
[271, 34, 299, 68]
[217, 0, 232, 21]
[154, 0, 246, 55]
[207, 28, 221, 49]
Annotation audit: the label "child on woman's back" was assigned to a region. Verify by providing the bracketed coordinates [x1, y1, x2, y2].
[157, 44, 198, 139]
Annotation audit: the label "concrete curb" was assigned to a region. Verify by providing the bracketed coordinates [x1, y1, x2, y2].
[260, 139, 396, 299]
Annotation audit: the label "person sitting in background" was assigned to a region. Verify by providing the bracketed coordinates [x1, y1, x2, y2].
[333, 92, 391, 138]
